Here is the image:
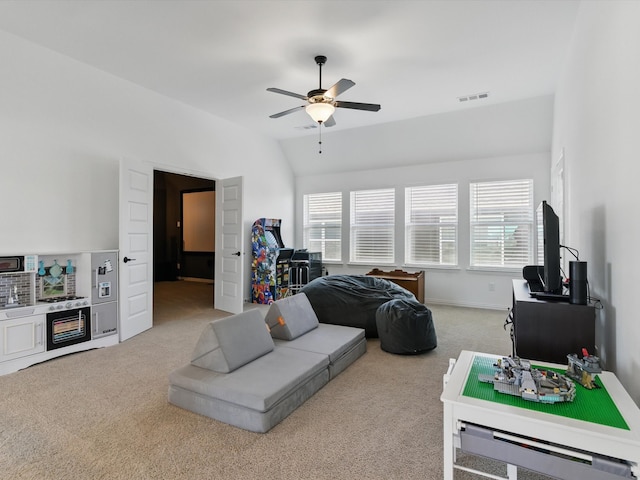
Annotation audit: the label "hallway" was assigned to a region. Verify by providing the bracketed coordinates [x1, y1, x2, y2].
[153, 280, 214, 325]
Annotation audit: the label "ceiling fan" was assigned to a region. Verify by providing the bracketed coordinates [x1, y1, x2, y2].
[267, 55, 381, 127]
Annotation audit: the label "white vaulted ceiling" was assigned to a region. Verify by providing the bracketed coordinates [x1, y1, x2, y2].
[0, 1, 580, 144]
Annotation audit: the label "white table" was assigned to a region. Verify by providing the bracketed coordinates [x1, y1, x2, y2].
[440, 350, 640, 480]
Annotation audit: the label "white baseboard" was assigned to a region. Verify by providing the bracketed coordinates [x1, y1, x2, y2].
[425, 298, 510, 311]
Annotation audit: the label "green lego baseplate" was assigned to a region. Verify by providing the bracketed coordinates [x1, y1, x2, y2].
[462, 354, 629, 430]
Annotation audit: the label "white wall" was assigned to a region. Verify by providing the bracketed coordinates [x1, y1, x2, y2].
[552, 1, 640, 404]
[0, 30, 294, 298]
[283, 96, 553, 176]
[295, 97, 553, 310]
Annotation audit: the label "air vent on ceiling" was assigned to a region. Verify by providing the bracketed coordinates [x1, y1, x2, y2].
[458, 92, 490, 103]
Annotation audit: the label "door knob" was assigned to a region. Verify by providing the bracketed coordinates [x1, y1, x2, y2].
[123, 256, 136, 263]
[232, 251, 241, 256]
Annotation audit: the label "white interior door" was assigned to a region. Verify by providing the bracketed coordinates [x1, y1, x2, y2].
[118, 157, 153, 340]
[214, 176, 244, 314]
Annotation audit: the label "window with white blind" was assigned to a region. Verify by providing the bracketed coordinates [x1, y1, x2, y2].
[303, 192, 342, 262]
[405, 184, 458, 266]
[470, 179, 534, 268]
[350, 188, 395, 264]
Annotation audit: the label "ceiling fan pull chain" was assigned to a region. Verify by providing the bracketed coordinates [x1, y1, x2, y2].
[318, 124, 323, 154]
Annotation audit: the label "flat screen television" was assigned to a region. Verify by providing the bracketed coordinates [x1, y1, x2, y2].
[536, 201, 562, 294]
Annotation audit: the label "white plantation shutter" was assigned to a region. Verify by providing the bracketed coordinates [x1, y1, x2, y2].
[350, 188, 395, 264]
[303, 192, 342, 262]
[405, 184, 458, 266]
[470, 179, 534, 268]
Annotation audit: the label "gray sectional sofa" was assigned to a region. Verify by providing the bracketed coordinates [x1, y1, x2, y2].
[168, 293, 366, 433]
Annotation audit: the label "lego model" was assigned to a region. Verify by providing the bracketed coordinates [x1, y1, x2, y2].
[479, 356, 576, 404]
[566, 348, 602, 389]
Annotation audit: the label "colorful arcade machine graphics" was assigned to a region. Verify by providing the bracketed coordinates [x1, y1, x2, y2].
[251, 218, 292, 304]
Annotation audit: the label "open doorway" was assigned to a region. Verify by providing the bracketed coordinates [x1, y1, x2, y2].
[153, 171, 216, 321]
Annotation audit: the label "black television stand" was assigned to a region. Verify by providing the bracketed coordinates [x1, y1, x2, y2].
[511, 279, 595, 364]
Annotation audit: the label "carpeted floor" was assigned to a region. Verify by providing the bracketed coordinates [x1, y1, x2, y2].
[0, 281, 553, 479]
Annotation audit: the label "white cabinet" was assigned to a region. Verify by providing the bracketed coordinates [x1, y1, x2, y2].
[0, 314, 45, 362]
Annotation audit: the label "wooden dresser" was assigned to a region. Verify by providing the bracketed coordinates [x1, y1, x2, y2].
[366, 268, 425, 303]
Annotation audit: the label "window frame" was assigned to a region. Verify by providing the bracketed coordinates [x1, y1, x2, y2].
[404, 183, 458, 267]
[302, 192, 343, 263]
[469, 179, 534, 270]
[349, 188, 395, 265]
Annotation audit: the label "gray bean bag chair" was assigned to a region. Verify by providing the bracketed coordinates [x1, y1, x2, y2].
[300, 275, 417, 337]
[376, 299, 437, 355]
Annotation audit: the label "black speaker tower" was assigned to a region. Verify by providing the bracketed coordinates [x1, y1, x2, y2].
[569, 261, 588, 305]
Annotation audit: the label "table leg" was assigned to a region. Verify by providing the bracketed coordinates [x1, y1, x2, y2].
[443, 403, 455, 480]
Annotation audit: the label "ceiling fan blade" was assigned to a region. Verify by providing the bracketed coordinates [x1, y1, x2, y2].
[323, 116, 336, 127]
[267, 87, 308, 101]
[295, 124, 318, 130]
[324, 78, 355, 99]
[269, 105, 305, 118]
[335, 101, 381, 112]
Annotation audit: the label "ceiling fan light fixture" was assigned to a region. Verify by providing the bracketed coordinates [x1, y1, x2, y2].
[305, 102, 335, 123]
